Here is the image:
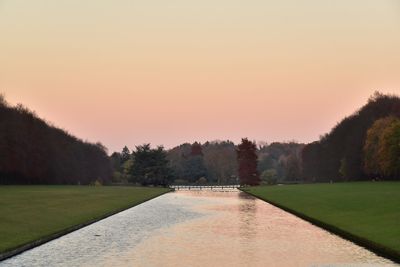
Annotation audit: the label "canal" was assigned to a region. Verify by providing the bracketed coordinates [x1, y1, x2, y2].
[1, 190, 397, 267]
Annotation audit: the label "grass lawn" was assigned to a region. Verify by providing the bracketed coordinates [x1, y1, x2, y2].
[243, 182, 400, 259]
[0, 186, 170, 255]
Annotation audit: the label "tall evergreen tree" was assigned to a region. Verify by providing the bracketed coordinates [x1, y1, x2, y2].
[237, 138, 260, 186]
[121, 146, 131, 163]
[129, 144, 173, 186]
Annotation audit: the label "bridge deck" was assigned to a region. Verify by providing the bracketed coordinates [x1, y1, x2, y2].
[170, 185, 240, 191]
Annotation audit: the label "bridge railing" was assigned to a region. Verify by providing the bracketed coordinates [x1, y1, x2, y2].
[170, 185, 240, 191]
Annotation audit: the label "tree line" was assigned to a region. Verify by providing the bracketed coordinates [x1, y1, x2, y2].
[302, 92, 400, 182]
[112, 92, 400, 185]
[2, 92, 399, 185]
[0, 96, 111, 184]
[111, 139, 260, 186]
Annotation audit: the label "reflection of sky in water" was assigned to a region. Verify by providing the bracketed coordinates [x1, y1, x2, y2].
[2, 191, 398, 267]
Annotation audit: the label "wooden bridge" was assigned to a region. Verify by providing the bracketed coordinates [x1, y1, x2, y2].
[170, 185, 240, 191]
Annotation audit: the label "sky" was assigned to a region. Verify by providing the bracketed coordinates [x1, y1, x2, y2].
[1, 0, 399, 153]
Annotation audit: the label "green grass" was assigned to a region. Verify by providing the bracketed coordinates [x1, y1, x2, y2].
[244, 182, 400, 259]
[0, 186, 170, 254]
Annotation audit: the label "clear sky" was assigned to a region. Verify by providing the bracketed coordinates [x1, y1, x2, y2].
[1, 0, 399, 153]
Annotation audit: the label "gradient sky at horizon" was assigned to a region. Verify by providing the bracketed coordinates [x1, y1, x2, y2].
[1, 0, 399, 153]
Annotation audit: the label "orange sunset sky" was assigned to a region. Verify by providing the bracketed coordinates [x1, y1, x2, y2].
[1, 0, 399, 153]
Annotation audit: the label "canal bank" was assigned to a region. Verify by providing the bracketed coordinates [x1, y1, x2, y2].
[239, 185, 400, 264]
[0, 186, 172, 261]
[2, 190, 396, 267]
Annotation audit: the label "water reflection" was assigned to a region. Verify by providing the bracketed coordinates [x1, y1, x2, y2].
[238, 192, 258, 263]
[1, 190, 397, 267]
[238, 192, 257, 239]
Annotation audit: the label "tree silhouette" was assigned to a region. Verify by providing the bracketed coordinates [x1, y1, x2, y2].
[183, 142, 208, 183]
[129, 144, 173, 186]
[0, 97, 111, 185]
[237, 138, 260, 186]
[121, 146, 131, 163]
[301, 92, 400, 182]
[190, 142, 203, 156]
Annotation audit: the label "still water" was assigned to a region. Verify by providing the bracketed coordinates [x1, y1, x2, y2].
[1, 190, 397, 267]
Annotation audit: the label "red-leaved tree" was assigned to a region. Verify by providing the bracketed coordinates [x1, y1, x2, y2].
[237, 138, 260, 186]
